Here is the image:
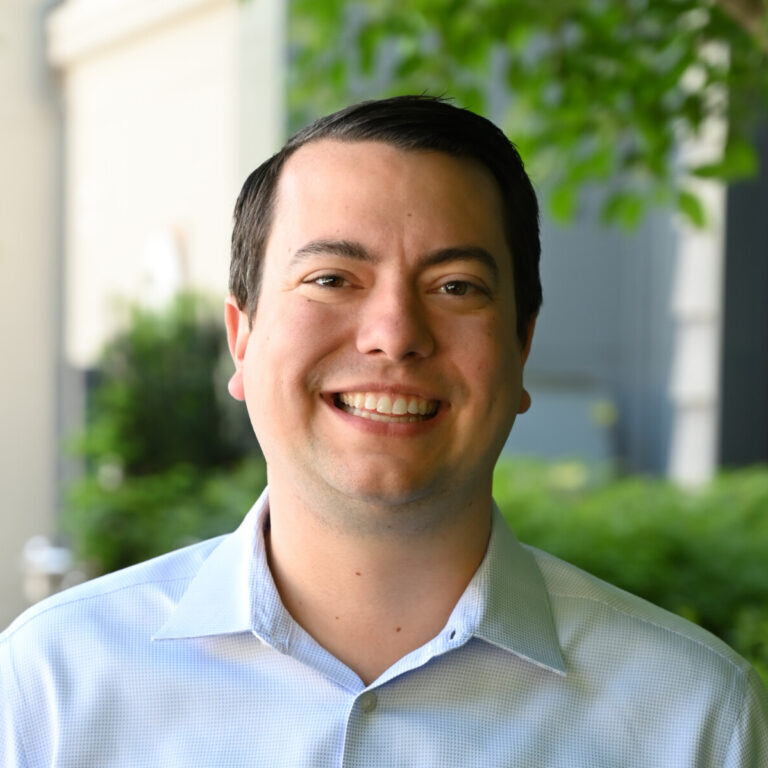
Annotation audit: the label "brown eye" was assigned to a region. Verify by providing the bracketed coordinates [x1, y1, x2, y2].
[313, 275, 348, 288]
[441, 281, 471, 296]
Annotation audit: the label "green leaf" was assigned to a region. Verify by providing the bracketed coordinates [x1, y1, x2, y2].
[601, 189, 646, 229]
[677, 188, 707, 228]
[690, 139, 759, 182]
[549, 183, 578, 222]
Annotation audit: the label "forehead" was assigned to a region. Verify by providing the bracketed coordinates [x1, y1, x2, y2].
[268, 139, 509, 260]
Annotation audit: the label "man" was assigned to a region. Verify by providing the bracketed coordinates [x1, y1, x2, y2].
[2, 96, 767, 766]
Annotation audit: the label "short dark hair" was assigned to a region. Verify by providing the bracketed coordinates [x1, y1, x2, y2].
[230, 95, 542, 343]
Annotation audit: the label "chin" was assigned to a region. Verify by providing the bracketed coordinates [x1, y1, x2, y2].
[328, 468, 448, 509]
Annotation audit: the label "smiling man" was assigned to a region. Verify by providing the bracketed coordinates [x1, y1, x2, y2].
[2, 96, 767, 766]
[225, 132, 531, 686]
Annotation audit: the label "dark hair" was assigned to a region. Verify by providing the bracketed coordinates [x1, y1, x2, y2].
[230, 95, 541, 343]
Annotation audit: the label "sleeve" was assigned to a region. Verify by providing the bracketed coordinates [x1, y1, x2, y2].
[1, 634, 29, 768]
[722, 666, 768, 768]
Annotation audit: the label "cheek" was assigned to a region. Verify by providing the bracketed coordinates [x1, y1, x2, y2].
[460, 330, 521, 416]
[456, 319, 519, 375]
[291, 298, 347, 334]
[283, 302, 352, 379]
[246, 301, 349, 395]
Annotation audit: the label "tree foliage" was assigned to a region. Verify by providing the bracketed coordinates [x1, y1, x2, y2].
[289, 0, 768, 226]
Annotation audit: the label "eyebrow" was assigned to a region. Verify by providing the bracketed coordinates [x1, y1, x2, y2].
[421, 246, 500, 285]
[290, 239, 500, 285]
[290, 239, 374, 264]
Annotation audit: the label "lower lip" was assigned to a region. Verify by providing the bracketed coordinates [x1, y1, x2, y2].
[322, 395, 445, 436]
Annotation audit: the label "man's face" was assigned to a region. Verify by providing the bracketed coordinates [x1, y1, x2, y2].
[227, 139, 531, 511]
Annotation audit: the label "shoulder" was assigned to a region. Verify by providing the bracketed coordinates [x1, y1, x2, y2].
[522, 545, 768, 761]
[526, 543, 751, 671]
[1, 535, 225, 648]
[0, 535, 230, 765]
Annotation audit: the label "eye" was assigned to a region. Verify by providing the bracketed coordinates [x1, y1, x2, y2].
[439, 280, 485, 297]
[306, 274, 350, 288]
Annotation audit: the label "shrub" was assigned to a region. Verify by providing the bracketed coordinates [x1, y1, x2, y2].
[64, 293, 265, 574]
[66, 457, 266, 573]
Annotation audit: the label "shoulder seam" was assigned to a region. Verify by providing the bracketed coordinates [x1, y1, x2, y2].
[549, 591, 748, 677]
[1, 575, 193, 641]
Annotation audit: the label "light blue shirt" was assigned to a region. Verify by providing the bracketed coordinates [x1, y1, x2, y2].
[2, 487, 767, 766]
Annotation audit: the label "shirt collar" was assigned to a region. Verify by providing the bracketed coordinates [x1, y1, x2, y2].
[153, 486, 275, 641]
[473, 504, 566, 675]
[154, 489, 566, 676]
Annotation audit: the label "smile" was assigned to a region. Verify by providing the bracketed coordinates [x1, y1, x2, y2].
[333, 392, 439, 423]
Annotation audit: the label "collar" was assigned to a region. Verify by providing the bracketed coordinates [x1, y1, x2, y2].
[154, 488, 566, 676]
[153, 486, 279, 641]
[473, 504, 566, 675]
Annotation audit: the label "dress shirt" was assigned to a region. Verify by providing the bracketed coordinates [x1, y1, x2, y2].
[2, 487, 767, 767]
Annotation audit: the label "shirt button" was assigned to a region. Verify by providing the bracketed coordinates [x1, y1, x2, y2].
[359, 691, 378, 713]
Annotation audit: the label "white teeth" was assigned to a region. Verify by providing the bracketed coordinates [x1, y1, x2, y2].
[336, 391, 438, 421]
[344, 407, 423, 424]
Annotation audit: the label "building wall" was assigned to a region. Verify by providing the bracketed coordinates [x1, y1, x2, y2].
[0, 0, 61, 628]
[48, 0, 285, 367]
[505, 158, 726, 486]
[505, 196, 679, 475]
[720, 121, 768, 466]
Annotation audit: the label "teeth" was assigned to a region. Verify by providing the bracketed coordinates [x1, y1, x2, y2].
[337, 391, 438, 421]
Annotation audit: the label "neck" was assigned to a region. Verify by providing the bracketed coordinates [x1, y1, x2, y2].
[264, 478, 492, 686]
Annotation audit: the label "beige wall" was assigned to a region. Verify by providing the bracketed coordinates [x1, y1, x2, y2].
[49, 0, 285, 366]
[0, 1, 60, 628]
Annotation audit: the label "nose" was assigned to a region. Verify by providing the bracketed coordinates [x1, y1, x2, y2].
[355, 282, 436, 361]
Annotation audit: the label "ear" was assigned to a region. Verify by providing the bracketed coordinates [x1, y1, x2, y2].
[224, 295, 251, 402]
[518, 315, 537, 415]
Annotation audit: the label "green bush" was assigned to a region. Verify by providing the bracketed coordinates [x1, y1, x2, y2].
[493, 458, 768, 684]
[64, 294, 265, 573]
[74, 293, 254, 474]
[66, 457, 266, 573]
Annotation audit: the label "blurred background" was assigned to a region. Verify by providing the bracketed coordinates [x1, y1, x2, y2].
[2, 0, 767, 675]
